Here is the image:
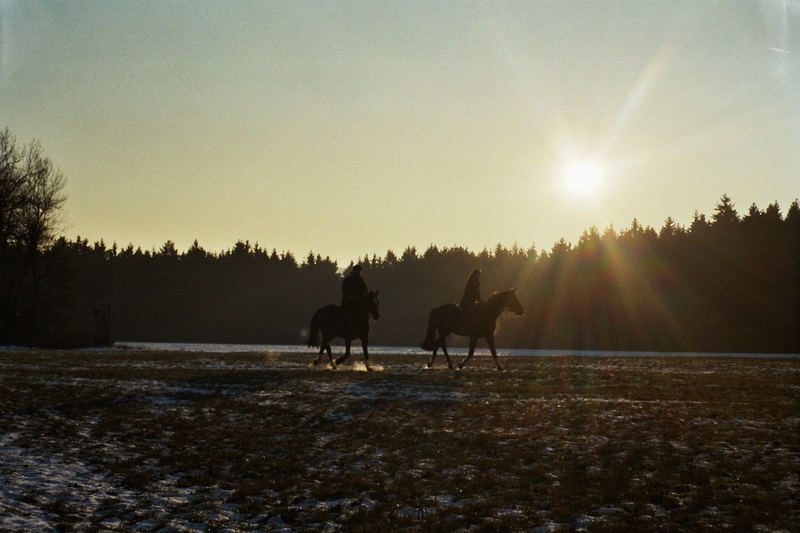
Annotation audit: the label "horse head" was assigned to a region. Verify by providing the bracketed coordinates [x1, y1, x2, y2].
[504, 289, 525, 316]
[366, 290, 380, 320]
[484, 289, 524, 319]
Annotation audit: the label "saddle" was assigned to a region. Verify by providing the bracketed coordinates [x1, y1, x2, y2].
[459, 303, 483, 330]
[339, 306, 361, 328]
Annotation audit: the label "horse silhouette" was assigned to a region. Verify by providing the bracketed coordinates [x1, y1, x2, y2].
[307, 290, 380, 370]
[421, 289, 524, 370]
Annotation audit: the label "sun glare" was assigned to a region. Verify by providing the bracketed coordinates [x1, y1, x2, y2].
[562, 159, 606, 198]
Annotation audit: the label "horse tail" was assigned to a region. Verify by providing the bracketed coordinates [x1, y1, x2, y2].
[307, 311, 321, 347]
[420, 309, 437, 351]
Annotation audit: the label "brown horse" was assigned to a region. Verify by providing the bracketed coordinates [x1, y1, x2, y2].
[421, 289, 524, 370]
[307, 290, 380, 370]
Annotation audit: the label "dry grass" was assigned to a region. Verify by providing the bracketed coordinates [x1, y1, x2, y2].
[0, 349, 798, 531]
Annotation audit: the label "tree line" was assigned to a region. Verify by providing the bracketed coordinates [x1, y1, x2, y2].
[1, 128, 798, 352]
[11, 196, 799, 353]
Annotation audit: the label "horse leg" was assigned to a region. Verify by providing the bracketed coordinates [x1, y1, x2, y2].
[486, 333, 503, 371]
[427, 337, 440, 368]
[361, 337, 373, 372]
[427, 345, 436, 368]
[335, 339, 352, 366]
[459, 337, 478, 370]
[325, 341, 337, 369]
[440, 336, 454, 370]
[313, 344, 325, 366]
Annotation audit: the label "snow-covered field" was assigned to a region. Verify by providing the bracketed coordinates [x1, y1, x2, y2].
[0, 349, 798, 531]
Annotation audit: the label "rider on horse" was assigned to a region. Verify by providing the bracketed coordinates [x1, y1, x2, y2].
[341, 263, 368, 320]
[309, 265, 379, 370]
[459, 268, 483, 327]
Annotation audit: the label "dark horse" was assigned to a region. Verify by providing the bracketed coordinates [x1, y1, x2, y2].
[307, 291, 380, 370]
[421, 289, 524, 370]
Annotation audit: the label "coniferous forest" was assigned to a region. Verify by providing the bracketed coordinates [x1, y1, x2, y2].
[1, 125, 798, 352]
[3, 194, 798, 353]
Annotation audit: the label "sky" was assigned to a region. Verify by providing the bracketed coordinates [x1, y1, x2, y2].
[1, 1, 798, 265]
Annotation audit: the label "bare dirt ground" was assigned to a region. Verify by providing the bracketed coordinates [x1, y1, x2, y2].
[0, 349, 798, 532]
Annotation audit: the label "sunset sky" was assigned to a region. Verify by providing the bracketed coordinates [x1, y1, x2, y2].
[2, 1, 798, 265]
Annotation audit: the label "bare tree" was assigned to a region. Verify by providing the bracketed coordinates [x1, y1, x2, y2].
[0, 127, 67, 343]
[18, 139, 67, 252]
[0, 129, 26, 256]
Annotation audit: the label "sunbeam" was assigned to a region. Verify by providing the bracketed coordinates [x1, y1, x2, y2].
[600, 42, 677, 154]
[600, 235, 687, 350]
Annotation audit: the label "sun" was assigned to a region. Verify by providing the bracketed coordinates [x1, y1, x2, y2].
[561, 159, 606, 198]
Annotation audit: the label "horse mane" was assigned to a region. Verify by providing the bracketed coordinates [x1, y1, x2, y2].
[487, 289, 514, 300]
[484, 289, 517, 311]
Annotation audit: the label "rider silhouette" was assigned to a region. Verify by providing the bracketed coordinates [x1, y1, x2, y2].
[459, 268, 483, 325]
[341, 264, 368, 319]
